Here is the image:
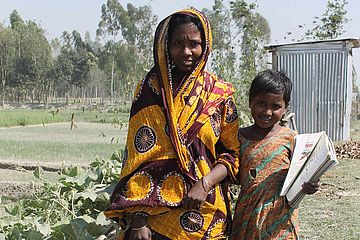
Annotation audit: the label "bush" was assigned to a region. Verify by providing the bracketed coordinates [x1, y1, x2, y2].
[0, 153, 123, 239]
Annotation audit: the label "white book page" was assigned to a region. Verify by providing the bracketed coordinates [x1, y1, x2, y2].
[280, 132, 324, 196]
[327, 138, 338, 164]
[285, 134, 330, 201]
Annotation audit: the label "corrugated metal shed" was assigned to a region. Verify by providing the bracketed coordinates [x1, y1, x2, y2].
[265, 38, 360, 141]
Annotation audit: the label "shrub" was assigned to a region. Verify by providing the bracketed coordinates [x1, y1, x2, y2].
[0, 152, 123, 239]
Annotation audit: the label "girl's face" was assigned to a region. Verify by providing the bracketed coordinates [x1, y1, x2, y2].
[169, 22, 203, 74]
[250, 91, 286, 129]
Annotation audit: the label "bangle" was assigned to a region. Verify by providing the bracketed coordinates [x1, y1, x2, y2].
[201, 176, 211, 192]
[132, 225, 147, 231]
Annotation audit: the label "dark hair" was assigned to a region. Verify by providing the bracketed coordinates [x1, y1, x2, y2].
[167, 13, 205, 47]
[249, 69, 293, 106]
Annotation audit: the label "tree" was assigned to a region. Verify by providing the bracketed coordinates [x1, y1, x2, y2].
[7, 11, 53, 103]
[53, 31, 99, 102]
[304, 0, 349, 40]
[204, 0, 270, 111]
[9, 10, 25, 59]
[2, 9, 108, 104]
[204, 0, 236, 84]
[96, 0, 122, 101]
[234, 3, 270, 107]
[0, 25, 16, 106]
[50, 38, 62, 58]
[84, 31, 102, 55]
[97, 0, 157, 101]
[26, 20, 53, 104]
[71, 30, 98, 96]
[53, 47, 75, 105]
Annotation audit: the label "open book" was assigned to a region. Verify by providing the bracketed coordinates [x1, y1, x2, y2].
[280, 131, 338, 208]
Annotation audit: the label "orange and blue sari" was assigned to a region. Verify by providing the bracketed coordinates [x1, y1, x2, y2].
[104, 9, 240, 239]
[230, 127, 299, 240]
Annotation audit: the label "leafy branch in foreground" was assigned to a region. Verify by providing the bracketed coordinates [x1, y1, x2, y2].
[0, 152, 123, 239]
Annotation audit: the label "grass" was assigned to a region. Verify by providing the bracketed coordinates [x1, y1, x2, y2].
[0, 122, 127, 166]
[350, 118, 360, 140]
[297, 118, 360, 239]
[0, 110, 64, 127]
[0, 108, 130, 218]
[298, 158, 360, 239]
[0, 107, 130, 127]
[0, 104, 142, 167]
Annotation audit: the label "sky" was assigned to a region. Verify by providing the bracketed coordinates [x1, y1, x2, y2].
[0, 0, 359, 85]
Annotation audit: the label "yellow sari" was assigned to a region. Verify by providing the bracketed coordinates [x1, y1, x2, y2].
[105, 8, 240, 239]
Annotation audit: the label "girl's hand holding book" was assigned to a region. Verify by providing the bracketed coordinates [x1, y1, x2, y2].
[302, 180, 320, 194]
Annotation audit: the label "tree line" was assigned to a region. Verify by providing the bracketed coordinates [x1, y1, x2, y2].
[0, 0, 349, 108]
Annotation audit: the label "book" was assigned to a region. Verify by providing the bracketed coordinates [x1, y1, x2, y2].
[280, 131, 338, 208]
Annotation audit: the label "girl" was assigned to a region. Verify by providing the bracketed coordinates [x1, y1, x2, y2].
[230, 70, 318, 240]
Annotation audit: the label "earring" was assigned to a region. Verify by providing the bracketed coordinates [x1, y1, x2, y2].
[170, 60, 175, 70]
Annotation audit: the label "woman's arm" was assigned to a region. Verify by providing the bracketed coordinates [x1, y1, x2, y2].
[183, 164, 228, 209]
[183, 97, 240, 209]
[215, 96, 241, 182]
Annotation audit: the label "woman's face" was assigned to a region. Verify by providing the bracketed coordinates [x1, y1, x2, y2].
[169, 22, 203, 74]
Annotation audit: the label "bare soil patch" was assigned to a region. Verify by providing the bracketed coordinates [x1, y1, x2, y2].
[0, 181, 41, 198]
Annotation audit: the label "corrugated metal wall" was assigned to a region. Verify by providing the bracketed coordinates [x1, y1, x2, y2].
[268, 40, 357, 141]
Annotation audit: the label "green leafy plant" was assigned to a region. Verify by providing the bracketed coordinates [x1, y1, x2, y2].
[304, 0, 349, 40]
[0, 153, 123, 239]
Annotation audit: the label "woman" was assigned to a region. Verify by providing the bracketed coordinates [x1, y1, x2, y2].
[105, 8, 240, 240]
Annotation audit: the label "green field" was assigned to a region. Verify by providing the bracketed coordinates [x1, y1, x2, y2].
[296, 118, 360, 239]
[0, 107, 130, 127]
[0, 106, 130, 167]
[0, 122, 127, 167]
[299, 158, 360, 239]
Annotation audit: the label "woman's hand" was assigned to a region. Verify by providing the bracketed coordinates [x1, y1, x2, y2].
[183, 164, 228, 210]
[130, 215, 151, 240]
[302, 180, 320, 194]
[183, 179, 209, 210]
[130, 226, 152, 240]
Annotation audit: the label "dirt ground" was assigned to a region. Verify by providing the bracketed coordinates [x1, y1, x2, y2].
[0, 181, 41, 199]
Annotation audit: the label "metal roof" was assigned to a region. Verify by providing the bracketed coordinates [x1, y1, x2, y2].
[265, 38, 360, 51]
